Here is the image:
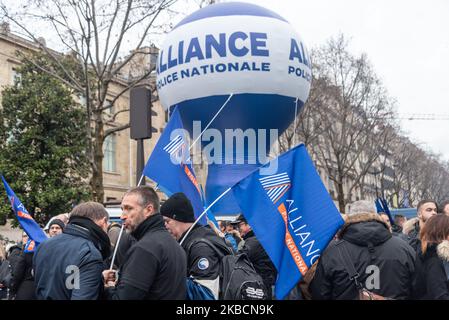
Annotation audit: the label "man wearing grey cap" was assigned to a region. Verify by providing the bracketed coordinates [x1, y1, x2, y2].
[310, 200, 416, 300]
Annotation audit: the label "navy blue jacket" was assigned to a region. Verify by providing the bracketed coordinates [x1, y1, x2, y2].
[33, 224, 105, 300]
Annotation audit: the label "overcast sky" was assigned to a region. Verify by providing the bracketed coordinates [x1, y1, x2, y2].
[230, 0, 449, 161]
[5, 0, 447, 160]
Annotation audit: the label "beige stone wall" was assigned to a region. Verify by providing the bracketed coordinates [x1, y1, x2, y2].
[0, 32, 168, 204]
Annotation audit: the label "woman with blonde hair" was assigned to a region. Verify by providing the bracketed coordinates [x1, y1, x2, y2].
[413, 214, 449, 299]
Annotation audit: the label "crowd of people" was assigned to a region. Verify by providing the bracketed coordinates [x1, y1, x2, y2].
[1, 187, 449, 300]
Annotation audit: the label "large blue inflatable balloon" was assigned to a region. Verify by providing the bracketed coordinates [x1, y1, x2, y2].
[156, 2, 311, 214]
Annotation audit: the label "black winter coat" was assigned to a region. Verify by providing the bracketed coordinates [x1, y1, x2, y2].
[310, 213, 416, 300]
[12, 252, 35, 300]
[104, 214, 187, 300]
[413, 241, 449, 300]
[239, 230, 277, 291]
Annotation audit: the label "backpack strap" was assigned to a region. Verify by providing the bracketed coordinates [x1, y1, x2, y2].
[335, 240, 363, 290]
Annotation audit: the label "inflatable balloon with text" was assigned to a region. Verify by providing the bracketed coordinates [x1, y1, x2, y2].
[156, 2, 311, 214]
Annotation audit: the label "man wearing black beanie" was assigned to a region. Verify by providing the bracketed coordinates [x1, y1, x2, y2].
[161, 192, 233, 299]
[48, 219, 65, 238]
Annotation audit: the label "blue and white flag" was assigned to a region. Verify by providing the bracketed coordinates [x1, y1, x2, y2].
[231, 144, 344, 299]
[143, 107, 205, 224]
[1, 175, 47, 245]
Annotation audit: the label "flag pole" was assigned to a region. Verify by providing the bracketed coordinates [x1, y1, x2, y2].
[109, 224, 124, 270]
[136, 95, 233, 193]
[180, 187, 232, 246]
[189, 93, 233, 151]
[293, 98, 299, 147]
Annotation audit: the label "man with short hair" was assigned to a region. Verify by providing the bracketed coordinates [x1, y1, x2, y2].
[102, 186, 186, 300]
[310, 200, 416, 300]
[231, 214, 277, 299]
[407, 200, 438, 251]
[33, 202, 111, 300]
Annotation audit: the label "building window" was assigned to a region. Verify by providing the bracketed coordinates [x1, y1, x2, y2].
[103, 135, 116, 172]
[11, 68, 21, 86]
[104, 99, 115, 116]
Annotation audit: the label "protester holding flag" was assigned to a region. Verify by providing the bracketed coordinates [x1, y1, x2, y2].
[33, 202, 110, 300]
[231, 214, 277, 299]
[310, 200, 416, 300]
[161, 192, 232, 299]
[102, 186, 186, 300]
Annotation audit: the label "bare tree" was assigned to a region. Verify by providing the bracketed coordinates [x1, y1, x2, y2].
[278, 76, 330, 152]
[0, 0, 178, 201]
[307, 35, 396, 212]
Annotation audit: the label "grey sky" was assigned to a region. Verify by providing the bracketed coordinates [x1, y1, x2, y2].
[234, 0, 449, 161]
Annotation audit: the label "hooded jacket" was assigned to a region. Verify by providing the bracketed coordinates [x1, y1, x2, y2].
[413, 240, 449, 299]
[310, 213, 416, 300]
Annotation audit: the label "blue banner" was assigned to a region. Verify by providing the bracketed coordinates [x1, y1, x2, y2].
[231, 144, 344, 299]
[1, 175, 47, 245]
[143, 107, 205, 225]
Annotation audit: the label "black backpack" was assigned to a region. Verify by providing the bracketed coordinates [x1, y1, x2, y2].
[188, 237, 268, 300]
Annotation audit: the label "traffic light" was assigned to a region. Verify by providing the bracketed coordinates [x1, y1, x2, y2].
[130, 87, 152, 140]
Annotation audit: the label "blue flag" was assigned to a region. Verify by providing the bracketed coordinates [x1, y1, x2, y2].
[23, 239, 36, 253]
[376, 197, 394, 226]
[231, 144, 344, 299]
[375, 198, 384, 213]
[143, 107, 205, 224]
[1, 175, 47, 245]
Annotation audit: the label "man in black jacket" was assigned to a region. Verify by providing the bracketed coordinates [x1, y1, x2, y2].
[33, 202, 111, 300]
[160, 192, 231, 299]
[310, 200, 416, 300]
[103, 186, 186, 300]
[232, 214, 277, 299]
[406, 199, 438, 251]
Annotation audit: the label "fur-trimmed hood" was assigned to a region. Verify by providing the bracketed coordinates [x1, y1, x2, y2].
[339, 212, 392, 247]
[437, 240, 449, 262]
[402, 217, 419, 235]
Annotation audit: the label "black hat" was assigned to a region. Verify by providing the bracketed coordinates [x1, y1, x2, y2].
[49, 218, 65, 230]
[230, 214, 247, 225]
[160, 193, 195, 223]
